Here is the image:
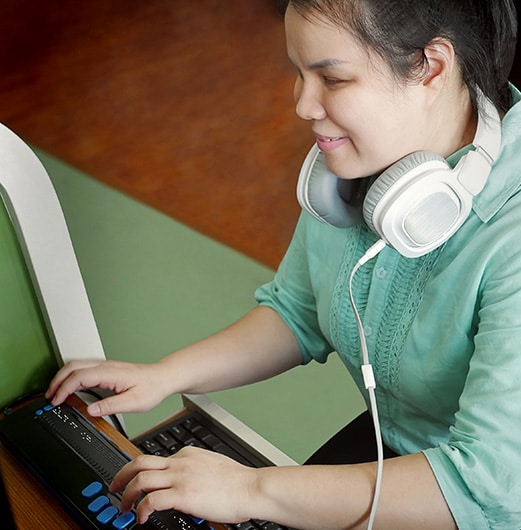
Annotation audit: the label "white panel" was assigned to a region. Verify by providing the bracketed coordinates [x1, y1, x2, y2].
[0, 123, 105, 365]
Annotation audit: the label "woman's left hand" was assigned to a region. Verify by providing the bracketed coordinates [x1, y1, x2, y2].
[110, 447, 258, 525]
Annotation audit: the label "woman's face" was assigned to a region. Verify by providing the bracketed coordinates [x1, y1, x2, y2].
[285, 4, 433, 180]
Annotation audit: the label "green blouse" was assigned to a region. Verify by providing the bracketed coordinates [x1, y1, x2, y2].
[256, 87, 521, 528]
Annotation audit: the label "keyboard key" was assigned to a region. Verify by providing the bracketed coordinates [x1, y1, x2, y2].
[231, 522, 259, 530]
[200, 433, 223, 450]
[184, 438, 206, 449]
[140, 439, 161, 453]
[213, 444, 251, 466]
[155, 431, 179, 451]
[188, 423, 213, 441]
[112, 511, 136, 529]
[88, 495, 110, 513]
[170, 424, 194, 444]
[253, 520, 290, 530]
[81, 481, 103, 498]
[181, 417, 199, 430]
[97, 505, 119, 524]
[140, 438, 169, 456]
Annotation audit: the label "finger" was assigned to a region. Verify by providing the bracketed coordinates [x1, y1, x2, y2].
[119, 469, 174, 515]
[110, 455, 167, 494]
[45, 360, 98, 398]
[45, 361, 102, 403]
[136, 489, 186, 525]
[48, 367, 109, 407]
[85, 391, 140, 417]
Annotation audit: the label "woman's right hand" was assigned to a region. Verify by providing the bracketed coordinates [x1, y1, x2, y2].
[45, 359, 170, 417]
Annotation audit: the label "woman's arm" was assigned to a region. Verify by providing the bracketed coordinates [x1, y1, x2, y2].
[46, 305, 303, 417]
[111, 448, 456, 529]
[156, 304, 303, 394]
[253, 453, 456, 530]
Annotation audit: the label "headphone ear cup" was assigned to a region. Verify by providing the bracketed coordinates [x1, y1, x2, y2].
[297, 145, 363, 228]
[363, 151, 449, 234]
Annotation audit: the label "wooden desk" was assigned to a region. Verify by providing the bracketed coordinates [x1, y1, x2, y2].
[0, 394, 227, 530]
[1, 432, 81, 529]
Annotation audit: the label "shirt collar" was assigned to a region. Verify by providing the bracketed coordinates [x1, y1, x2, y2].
[470, 85, 521, 222]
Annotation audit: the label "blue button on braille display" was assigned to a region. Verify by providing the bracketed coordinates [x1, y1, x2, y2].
[82, 481, 103, 498]
[43, 404, 54, 411]
[97, 506, 118, 524]
[190, 515, 206, 525]
[112, 512, 136, 529]
[88, 495, 110, 513]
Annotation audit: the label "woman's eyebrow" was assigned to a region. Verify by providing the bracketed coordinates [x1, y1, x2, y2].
[286, 56, 348, 75]
[308, 58, 349, 70]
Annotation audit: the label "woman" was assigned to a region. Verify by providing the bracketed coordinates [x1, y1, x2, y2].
[46, 1, 519, 528]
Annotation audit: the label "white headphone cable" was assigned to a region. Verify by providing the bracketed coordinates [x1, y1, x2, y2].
[348, 238, 386, 530]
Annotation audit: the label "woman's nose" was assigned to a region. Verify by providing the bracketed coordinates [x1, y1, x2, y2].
[294, 79, 326, 121]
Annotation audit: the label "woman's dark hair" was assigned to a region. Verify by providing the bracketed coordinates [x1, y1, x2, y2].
[277, 0, 518, 113]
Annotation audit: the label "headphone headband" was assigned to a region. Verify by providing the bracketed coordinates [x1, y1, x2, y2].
[474, 90, 502, 161]
[457, 91, 501, 196]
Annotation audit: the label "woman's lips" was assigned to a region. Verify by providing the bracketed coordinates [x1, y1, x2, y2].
[315, 134, 350, 152]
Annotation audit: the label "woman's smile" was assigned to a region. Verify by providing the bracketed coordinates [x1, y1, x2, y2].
[314, 133, 350, 152]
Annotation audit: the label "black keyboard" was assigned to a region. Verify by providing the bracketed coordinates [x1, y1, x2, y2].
[0, 396, 213, 530]
[132, 414, 296, 530]
[132, 412, 268, 467]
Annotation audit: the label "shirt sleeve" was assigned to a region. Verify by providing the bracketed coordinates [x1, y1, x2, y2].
[255, 213, 335, 364]
[423, 236, 521, 529]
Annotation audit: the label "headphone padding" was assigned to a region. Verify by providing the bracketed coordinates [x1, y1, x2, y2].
[363, 151, 448, 233]
[298, 148, 363, 228]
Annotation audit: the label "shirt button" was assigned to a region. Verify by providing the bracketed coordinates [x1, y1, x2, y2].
[364, 325, 373, 337]
[375, 266, 388, 279]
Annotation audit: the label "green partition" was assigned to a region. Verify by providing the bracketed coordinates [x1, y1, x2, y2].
[0, 200, 58, 408]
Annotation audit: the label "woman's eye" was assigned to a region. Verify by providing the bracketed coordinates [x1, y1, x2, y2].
[322, 76, 344, 87]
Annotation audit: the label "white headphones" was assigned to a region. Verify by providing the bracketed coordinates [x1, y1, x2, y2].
[297, 94, 502, 258]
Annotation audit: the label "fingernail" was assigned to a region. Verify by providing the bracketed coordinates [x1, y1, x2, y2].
[88, 403, 101, 416]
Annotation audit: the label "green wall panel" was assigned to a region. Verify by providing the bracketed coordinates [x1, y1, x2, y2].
[0, 200, 57, 408]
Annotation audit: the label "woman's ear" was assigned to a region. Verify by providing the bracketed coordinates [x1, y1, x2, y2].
[422, 38, 456, 90]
